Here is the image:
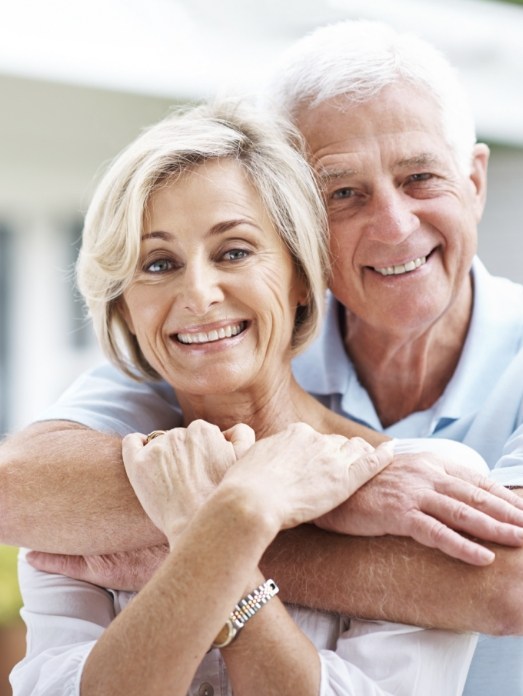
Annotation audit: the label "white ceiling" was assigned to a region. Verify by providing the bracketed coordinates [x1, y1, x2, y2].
[1, 0, 523, 144]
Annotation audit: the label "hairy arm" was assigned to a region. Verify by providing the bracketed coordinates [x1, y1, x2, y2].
[0, 421, 162, 553]
[261, 521, 523, 636]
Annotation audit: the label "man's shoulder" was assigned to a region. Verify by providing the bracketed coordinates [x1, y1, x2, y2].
[37, 362, 181, 435]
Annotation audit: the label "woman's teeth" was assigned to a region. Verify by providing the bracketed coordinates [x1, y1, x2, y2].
[177, 322, 245, 345]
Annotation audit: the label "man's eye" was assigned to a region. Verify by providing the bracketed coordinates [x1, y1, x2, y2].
[331, 187, 355, 200]
[145, 258, 173, 273]
[409, 173, 432, 182]
[223, 248, 249, 261]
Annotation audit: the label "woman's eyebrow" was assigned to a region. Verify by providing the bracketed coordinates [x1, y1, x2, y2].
[141, 219, 262, 242]
[208, 218, 262, 236]
[141, 230, 174, 242]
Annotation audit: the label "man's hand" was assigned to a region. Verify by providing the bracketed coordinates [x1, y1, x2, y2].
[26, 544, 169, 592]
[316, 450, 523, 566]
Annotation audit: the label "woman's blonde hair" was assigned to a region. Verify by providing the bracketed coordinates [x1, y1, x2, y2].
[77, 100, 329, 379]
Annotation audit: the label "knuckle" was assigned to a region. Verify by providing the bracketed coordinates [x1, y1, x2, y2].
[426, 519, 449, 547]
[350, 436, 373, 451]
[450, 500, 474, 525]
[468, 486, 489, 508]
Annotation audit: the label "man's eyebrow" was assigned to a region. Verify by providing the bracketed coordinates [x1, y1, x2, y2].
[396, 153, 442, 168]
[317, 167, 359, 184]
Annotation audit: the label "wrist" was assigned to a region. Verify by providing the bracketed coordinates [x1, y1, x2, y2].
[211, 578, 279, 649]
[209, 478, 281, 543]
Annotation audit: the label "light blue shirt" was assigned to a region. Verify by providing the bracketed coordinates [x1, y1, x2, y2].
[41, 257, 523, 695]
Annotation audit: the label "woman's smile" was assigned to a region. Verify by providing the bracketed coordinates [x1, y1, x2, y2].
[175, 320, 249, 346]
[121, 158, 305, 393]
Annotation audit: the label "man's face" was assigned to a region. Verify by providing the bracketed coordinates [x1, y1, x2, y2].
[296, 83, 489, 338]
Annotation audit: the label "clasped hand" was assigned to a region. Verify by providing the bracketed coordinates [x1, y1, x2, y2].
[123, 421, 393, 545]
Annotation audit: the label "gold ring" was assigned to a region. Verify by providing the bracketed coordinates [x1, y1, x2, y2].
[145, 430, 166, 444]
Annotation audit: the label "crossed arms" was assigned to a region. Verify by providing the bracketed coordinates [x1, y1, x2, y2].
[2, 419, 523, 636]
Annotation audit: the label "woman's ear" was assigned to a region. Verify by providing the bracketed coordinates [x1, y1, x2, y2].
[117, 297, 136, 335]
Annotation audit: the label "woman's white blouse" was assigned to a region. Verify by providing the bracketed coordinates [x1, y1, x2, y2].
[11, 438, 482, 696]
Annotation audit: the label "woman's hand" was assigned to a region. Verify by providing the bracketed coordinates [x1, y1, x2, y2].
[221, 423, 393, 533]
[123, 420, 255, 543]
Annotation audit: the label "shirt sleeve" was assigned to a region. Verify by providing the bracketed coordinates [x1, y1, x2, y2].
[490, 423, 523, 486]
[11, 551, 117, 696]
[36, 361, 183, 436]
[319, 619, 477, 696]
[392, 437, 489, 474]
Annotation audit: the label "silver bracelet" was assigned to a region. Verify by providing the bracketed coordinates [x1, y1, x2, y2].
[211, 579, 279, 649]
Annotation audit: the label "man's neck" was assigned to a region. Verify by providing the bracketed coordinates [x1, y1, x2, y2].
[343, 285, 473, 428]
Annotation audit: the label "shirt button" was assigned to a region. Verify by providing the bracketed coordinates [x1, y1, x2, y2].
[198, 683, 214, 696]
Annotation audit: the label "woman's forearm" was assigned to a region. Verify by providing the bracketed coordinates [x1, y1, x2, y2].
[81, 484, 322, 696]
[221, 571, 321, 696]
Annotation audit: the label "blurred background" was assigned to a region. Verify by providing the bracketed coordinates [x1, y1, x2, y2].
[0, 0, 522, 691]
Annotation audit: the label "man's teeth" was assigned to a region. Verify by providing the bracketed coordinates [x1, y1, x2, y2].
[177, 322, 245, 345]
[375, 256, 427, 276]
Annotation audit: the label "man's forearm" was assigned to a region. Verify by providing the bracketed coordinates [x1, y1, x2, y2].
[0, 421, 163, 553]
[261, 524, 523, 636]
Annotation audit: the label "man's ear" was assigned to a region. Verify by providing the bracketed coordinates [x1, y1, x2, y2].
[117, 297, 136, 335]
[469, 142, 490, 221]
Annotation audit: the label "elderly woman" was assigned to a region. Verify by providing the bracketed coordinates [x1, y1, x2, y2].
[12, 101, 482, 696]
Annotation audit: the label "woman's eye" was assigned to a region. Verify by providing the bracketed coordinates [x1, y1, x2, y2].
[222, 248, 249, 262]
[145, 258, 173, 273]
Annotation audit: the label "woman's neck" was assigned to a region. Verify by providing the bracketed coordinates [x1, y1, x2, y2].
[176, 370, 384, 445]
[177, 371, 307, 438]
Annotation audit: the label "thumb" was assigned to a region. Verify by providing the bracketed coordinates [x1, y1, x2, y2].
[122, 432, 147, 460]
[222, 423, 256, 459]
[26, 550, 88, 578]
[345, 440, 394, 496]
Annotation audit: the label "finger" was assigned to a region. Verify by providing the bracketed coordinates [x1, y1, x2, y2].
[345, 441, 394, 495]
[26, 550, 89, 578]
[422, 491, 523, 546]
[438, 476, 523, 523]
[405, 511, 496, 566]
[223, 423, 256, 459]
[347, 436, 375, 453]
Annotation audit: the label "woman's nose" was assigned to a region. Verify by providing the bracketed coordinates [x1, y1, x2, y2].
[179, 263, 224, 315]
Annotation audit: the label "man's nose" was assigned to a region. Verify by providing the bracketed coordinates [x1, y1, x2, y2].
[364, 187, 419, 243]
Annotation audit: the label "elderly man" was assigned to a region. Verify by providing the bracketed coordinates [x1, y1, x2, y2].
[2, 20, 523, 695]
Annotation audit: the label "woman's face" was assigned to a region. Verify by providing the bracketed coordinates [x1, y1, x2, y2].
[120, 158, 306, 395]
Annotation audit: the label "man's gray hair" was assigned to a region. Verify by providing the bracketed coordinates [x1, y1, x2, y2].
[263, 20, 477, 173]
